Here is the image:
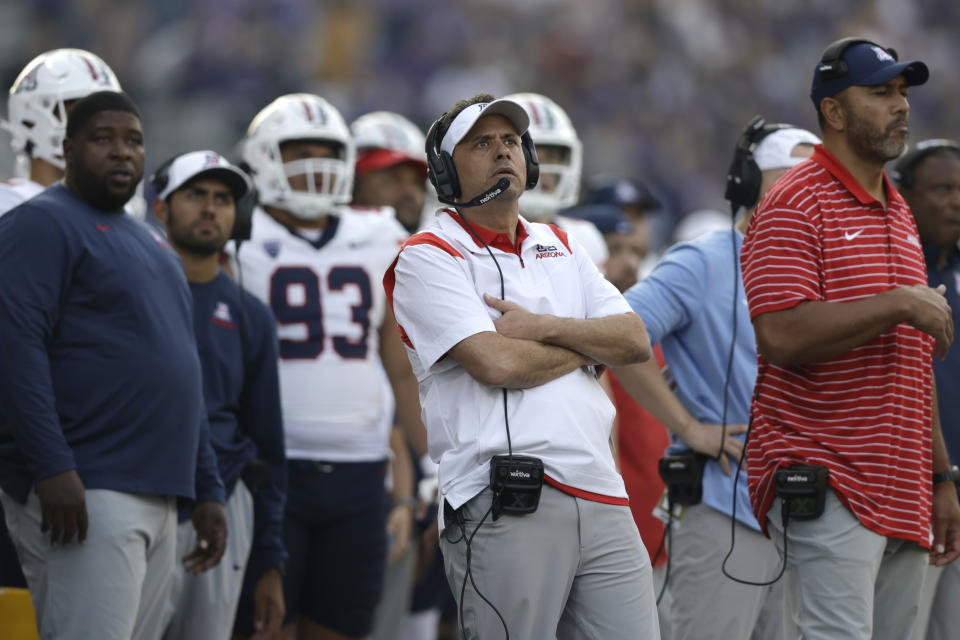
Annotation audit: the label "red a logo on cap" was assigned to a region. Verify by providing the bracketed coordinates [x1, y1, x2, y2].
[871, 46, 894, 63]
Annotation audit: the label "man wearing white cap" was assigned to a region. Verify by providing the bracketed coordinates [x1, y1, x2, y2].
[151, 151, 287, 640]
[616, 118, 819, 640]
[385, 93, 659, 638]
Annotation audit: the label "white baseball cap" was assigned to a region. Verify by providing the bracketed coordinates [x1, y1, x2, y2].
[439, 98, 530, 157]
[754, 128, 821, 172]
[154, 150, 251, 201]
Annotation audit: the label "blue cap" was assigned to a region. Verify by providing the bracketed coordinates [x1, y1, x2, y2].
[561, 204, 633, 236]
[585, 178, 661, 211]
[811, 39, 928, 110]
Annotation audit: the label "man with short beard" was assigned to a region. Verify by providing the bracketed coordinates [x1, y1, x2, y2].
[0, 91, 227, 640]
[151, 151, 287, 640]
[740, 40, 960, 640]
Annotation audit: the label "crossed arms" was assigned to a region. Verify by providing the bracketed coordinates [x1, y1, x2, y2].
[448, 293, 650, 389]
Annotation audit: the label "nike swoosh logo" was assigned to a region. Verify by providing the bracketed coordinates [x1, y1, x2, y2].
[844, 229, 863, 241]
[96, 224, 110, 232]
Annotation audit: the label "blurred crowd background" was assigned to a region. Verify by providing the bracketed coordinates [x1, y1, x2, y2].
[2, 0, 959, 248]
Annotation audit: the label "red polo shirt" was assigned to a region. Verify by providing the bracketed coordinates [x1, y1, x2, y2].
[740, 144, 934, 548]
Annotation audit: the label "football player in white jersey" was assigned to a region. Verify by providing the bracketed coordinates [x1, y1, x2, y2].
[351, 110, 430, 235]
[503, 92, 608, 267]
[0, 49, 133, 216]
[231, 93, 426, 640]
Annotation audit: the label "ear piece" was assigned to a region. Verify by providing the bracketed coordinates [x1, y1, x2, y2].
[724, 115, 791, 214]
[521, 132, 539, 190]
[150, 156, 176, 197]
[232, 183, 257, 242]
[817, 38, 896, 84]
[425, 115, 461, 203]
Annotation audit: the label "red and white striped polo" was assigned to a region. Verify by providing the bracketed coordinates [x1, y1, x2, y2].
[741, 144, 934, 548]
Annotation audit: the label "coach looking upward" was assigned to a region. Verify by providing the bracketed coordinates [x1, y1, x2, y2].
[740, 39, 960, 640]
[0, 91, 226, 640]
[385, 94, 659, 639]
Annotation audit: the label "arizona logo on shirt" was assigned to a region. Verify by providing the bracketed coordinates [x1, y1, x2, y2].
[535, 243, 566, 259]
[212, 302, 236, 329]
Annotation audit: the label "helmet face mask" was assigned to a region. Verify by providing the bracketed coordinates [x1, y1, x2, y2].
[5, 49, 121, 173]
[242, 94, 355, 220]
[503, 92, 582, 218]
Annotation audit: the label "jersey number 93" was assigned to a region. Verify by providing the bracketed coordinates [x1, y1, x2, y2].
[269, 266, 372, 360]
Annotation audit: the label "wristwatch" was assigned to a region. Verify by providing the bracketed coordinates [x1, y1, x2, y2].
[932, 465, 960, 485]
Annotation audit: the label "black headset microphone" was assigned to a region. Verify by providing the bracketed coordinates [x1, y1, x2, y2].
[438, 177, 512, 209]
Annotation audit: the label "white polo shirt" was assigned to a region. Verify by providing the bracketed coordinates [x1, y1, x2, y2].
[385, 208, 631, 516]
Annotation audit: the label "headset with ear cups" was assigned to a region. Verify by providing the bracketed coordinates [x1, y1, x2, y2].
[724, 115, 794, 215]
[149, 155, 176, 200]
[149, 155, 255, 242]
[817, 37, 899, 84]
[424, 111, 540, 206]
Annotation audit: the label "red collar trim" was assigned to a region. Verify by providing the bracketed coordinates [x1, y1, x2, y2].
[443, 209, 529, 254]
[811, 144, 901, 207]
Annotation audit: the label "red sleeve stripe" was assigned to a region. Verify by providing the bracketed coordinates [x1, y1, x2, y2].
[380, 255, 415, 350]
[383, 256, 400, 314]
[402, 231, 465, 259]
[382, 232, 464, 350]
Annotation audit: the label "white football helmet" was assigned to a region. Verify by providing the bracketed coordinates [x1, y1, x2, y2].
[241, 93, 355, 220]
[350, 111, 427, 166]
[4, 49, 121, 173]
[504, 92, 582, 218]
